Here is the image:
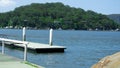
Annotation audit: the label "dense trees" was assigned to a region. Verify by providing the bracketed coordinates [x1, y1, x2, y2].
[0, 2, 120, 30]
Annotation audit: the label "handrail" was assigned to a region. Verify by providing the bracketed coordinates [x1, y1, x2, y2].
[0, 38, 28, 61]
[0, 38, 28, 44]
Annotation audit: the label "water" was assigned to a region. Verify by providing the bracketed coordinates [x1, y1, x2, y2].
[0, 29, 120, 68]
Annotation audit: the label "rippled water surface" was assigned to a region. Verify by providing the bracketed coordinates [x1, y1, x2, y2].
[0, 29, 120, 68]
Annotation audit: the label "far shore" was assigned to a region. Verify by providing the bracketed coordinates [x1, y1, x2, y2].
[0, 28, 120, 31]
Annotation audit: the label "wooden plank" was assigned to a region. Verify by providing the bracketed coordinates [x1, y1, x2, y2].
[15, 42, 66, 53]
[0, 38, 66, 53]
[12, 42, 66, 49]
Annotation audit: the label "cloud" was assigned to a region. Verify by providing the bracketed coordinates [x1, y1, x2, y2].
[0, 0, 16, 7]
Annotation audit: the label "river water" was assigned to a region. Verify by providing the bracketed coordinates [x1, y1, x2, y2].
[0, 29, 120, 68]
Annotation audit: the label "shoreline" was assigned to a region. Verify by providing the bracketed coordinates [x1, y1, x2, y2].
[0, 28, 120, 31]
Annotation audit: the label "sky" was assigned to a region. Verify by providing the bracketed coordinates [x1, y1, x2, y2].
[0, 0, 120, 15]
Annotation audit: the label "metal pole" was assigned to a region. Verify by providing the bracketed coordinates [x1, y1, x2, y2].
[49, 29, 53, 46]
[24, 44, 27, 61]
[23, 27, 26, 41]
[2, 41, 5, 54]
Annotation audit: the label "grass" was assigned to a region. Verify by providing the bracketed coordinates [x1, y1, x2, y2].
[22, 61, 42, 68]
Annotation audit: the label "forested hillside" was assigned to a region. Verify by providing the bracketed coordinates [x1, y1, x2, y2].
[107, 14, 120, 24]
[0, 2, 120, 30]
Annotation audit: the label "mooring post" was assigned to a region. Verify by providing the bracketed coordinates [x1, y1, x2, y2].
[24, 44, 27, 61]
[49, 29, 53, 46]
[2, 41, 5, 54]
[23, 27, 26, 41]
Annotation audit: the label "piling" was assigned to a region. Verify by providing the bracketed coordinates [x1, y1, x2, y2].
[49, 29, 53, 46]
[23, 27, 26, 41]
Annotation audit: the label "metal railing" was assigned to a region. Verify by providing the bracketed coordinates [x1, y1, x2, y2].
[0, 38, 29, 61]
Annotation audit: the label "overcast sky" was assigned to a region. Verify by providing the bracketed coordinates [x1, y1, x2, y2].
[0, 0, 120, 15]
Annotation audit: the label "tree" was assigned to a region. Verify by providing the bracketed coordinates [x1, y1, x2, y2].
[0, 2, 120, 30]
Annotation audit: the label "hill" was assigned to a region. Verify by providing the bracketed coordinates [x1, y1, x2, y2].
[0, 2, 120, 30]
[107, 14, 120, 24]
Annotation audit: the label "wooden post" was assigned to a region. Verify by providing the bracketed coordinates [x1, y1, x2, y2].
[2, 41, 5, 54]
[49, 29, 53, 46]
[24, 44, 27, 61]
[23, 27, 26, 41]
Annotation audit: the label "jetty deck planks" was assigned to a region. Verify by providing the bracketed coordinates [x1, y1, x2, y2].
[0, 38, 66, 53]
[14, 42, 66, 53]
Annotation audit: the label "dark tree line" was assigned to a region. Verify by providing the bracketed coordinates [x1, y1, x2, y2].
[0, 2, 120, 30]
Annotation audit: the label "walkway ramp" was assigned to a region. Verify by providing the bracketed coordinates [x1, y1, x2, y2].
[0, 53, 44, 68]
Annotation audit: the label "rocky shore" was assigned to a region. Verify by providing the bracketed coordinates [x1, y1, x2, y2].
[91, 52, 120, 68]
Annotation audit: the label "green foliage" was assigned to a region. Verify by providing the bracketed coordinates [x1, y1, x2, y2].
[0, 2, 119, 30]
[22, 61, 40, 68]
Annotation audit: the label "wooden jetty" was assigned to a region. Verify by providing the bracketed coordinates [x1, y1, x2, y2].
[0, 28, 66, 61]
[0, 38, 66, 53]
[0, 38, 66, 61]
[10, 42, 66, 53]
[0, 28, 66, 53]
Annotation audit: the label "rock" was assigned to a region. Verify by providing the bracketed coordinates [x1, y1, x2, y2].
[91, 52, 120, 68]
